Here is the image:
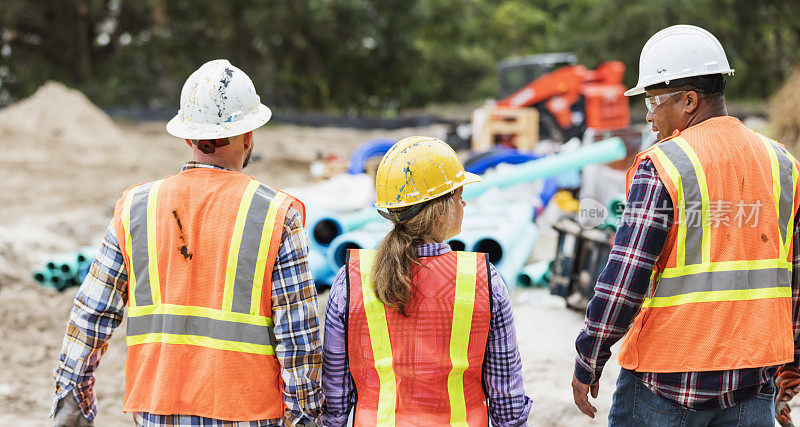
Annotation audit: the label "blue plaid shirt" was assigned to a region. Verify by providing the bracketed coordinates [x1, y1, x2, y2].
[575, 159, 800, 410]
[321, 243, 532, 426]
[53, 162, 323, 426]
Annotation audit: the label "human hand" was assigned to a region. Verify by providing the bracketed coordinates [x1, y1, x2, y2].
[780, 385, 800, 402]
[571, 374, 599, 418]
[52, 395, 93, 427]
[777, 366, 800, 402]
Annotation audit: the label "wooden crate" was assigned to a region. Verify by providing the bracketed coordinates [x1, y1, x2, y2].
[472, 106, 539, 152]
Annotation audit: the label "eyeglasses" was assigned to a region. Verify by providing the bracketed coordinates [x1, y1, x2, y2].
[644, 91, 686, 113]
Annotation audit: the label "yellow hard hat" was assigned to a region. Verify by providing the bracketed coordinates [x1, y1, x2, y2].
[375, 136, 481, 209]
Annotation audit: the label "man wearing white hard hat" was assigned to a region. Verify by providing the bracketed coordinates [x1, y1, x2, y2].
[52, 59, 322, 426]
[571, 25, 800, 425]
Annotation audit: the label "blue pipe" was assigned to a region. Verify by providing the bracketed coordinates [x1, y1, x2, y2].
[465, 148, 540, 175]
[337, 138, 625, 233]
[539, 177, 559, 207]
[309, 250, 336, 287]
[306, 205, 346, 249]
[469, 221, 529, 265]
[347, 138, 396, 174]
[326, 230, 386, 271]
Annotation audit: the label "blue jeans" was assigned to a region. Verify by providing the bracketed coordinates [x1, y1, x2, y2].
[608, 369, 775, 426]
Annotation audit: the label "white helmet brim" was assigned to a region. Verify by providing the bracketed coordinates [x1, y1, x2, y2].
[166, 103, 272, 140]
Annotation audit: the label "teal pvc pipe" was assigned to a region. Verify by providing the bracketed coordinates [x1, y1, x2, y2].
[517, 260, 552, 288]
[446, 237, 470, 252]
[497, 223, 539, 289]
[326, 230, 387, 270]
[356, 218, 392, 234]
[608, 195, 625, 220]
[46, 254, 77, 273]
[33, 269, 55, 284]
[47, 272, 74, 291]
[77, 246, 99, 264]
[469, 219, 532, 265]
[46, 252, 91, 274]
[300, 138, 624, 236]
[58, 276, 80, 291]
[306, 207, 345, 249]
[339, 181, 539, 234]
[58, 259, 82, 274]
[462, 137, 626, 199]
[341, 209, 381, 231]
[309, 250, 336, 286]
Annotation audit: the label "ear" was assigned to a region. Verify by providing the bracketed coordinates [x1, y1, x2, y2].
[685, 91, 699, 114]
[242, 131, 253, 150]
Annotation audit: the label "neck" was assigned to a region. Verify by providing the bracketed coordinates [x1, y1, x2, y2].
[684, 103, 728, 130]
[192, 152, 243, 172]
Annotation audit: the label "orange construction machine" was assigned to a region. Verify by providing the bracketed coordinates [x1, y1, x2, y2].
[450, 53, 631, 150]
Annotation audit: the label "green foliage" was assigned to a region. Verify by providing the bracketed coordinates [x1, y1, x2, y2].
[0, 0, 798, 111]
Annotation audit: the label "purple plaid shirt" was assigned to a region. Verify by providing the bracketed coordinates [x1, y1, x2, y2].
[575, 158, 800, 410]
[321, 242, 532, 426]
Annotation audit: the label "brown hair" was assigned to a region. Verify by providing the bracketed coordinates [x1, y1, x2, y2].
[370, 192, 456, 315]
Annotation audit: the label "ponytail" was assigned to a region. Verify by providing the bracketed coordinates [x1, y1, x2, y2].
[371, 192, 455, 315]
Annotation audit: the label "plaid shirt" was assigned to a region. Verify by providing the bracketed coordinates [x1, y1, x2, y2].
[53, 162, 323, 426]
[321, 243, 532, 426]
[575, 159, 800, 410]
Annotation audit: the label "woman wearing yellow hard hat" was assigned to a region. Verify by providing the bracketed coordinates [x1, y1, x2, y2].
[322, 136, 532, 426]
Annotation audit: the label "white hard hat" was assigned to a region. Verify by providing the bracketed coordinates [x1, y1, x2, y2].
[625, 25, 735, 97]
[166, 59, 272, 139]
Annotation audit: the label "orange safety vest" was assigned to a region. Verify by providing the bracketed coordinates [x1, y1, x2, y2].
[112, 167, 304, 420]
[619, 116, 800, 373]
[346, 249, 491, 426]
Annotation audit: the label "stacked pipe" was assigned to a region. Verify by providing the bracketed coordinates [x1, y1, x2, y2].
[33, 247, 98, 291]
[325, 219, 391, 271]
[305, 205, 388, 288]
[302, 136, 396, 287]
[324, 203, 539, 289]
[306, 136, 626, 289]
[456, 204, 539, 288]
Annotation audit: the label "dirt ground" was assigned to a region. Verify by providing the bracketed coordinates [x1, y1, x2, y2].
[0, 83, 445, 425]
[0, 83, 795, 426]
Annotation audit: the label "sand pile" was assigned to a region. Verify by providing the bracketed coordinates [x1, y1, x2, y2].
[770, 65, 800, 156]
[0, 81, 123, 145]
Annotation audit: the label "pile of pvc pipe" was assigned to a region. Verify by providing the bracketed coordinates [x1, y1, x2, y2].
[451, 203, 539, 288]
[304, 205, 388, 288]
[33, 247, 98, 291]
[321, 202, 539, 289]
[303, 136, 626, 289]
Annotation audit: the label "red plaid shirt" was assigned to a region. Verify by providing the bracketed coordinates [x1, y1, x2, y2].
[575, 159, 800, 410]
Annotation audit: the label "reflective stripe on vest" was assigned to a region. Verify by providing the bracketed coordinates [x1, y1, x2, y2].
[357, 249, 480, 426]
[122, 180, 286, 355]
[643, 136, 796, 308]
[448, 251, 479, 426]
[121, 180, 163, 307]
[764, 136, 798, 260]
[358, 250, 397, 426]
